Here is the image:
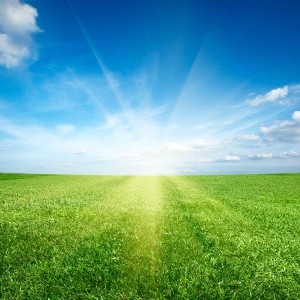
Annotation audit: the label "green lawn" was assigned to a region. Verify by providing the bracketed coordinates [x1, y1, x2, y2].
[0, 174, 299, 299]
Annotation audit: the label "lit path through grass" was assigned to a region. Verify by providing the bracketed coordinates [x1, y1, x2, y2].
[76, 176, 164, 298]
[0, 174, 299, 299]
[114, 176, 163, 297]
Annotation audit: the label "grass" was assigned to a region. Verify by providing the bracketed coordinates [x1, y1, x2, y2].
[0, 173, 299, 299]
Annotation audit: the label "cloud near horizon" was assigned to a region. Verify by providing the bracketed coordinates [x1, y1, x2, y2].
[1, 110, 300, 174]
[260, 111, 300, 144]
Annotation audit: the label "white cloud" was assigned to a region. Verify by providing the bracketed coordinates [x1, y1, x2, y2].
[0, 0, 40, 68]
[0, 117, 99, 160]
[280, 151, 300, 158]
[0, 0, 39, 34]
[248, 153, 273, 159]
[293, 111, 300, 122]
[247, 151, 300, 160]
[223, 155, 241, 161]
[0, 34, 30, 67]
[198, 150, 299, 164]
[248, 86, 288, 106]
[260, 111, 300, 144]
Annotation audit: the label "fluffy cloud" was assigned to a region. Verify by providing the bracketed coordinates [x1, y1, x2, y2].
[0, 0, 40, 68]
[248, 86, 288, 106]
[260, 111, 300, 144]
[293, 111, 300, 122]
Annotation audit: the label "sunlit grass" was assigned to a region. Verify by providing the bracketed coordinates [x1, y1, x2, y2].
[0, 173, 299, 299]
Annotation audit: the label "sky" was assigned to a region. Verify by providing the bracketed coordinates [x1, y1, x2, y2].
[0, 0, 300, 175]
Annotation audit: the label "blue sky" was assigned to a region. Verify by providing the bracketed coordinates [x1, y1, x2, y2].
[0, 0, 300, 175]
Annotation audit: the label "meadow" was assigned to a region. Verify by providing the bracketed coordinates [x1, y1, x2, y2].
[0, 173, 299, 299]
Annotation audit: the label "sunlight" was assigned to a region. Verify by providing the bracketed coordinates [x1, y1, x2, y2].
[1, 0, 299, 175]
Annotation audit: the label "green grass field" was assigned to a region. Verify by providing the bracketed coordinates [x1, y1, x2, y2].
[0, 173, 299, 299]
